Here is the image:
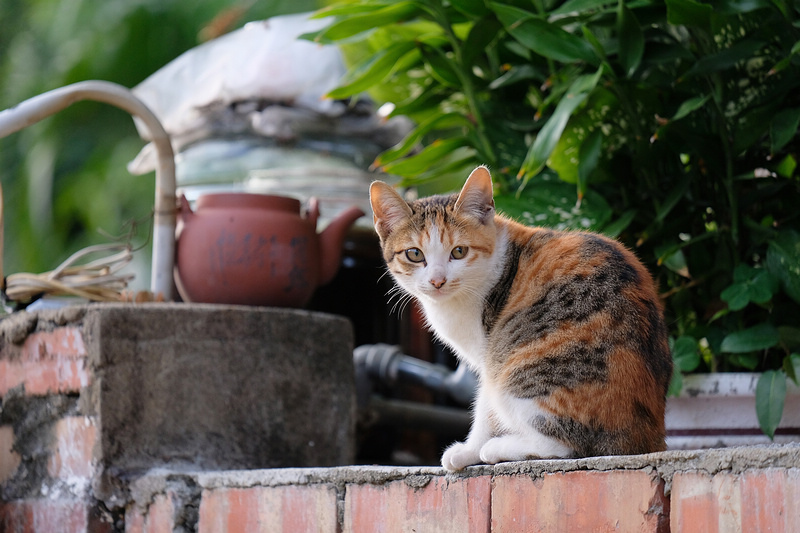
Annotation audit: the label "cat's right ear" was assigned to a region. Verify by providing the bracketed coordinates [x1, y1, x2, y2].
[369, 181, 412, 240]
[455, 165, 495, 224]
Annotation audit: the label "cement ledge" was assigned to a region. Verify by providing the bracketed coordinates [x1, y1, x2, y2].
[128, 442, 800, 507]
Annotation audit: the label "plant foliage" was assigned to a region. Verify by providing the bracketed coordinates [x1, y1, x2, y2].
[308, 0, 800, 438]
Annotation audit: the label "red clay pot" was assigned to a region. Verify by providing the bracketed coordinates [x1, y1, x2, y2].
[175, 193, 364, 308]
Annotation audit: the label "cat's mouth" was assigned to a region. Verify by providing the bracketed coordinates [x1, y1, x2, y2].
[422, 284, 455, 301]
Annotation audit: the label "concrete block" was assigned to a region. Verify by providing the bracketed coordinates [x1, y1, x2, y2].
[84, 304, 355, 489]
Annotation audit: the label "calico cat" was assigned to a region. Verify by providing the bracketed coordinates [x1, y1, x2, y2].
[369, 166, 672, 471]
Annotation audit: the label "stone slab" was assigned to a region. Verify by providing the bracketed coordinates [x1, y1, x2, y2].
[82, 304, 355, 495]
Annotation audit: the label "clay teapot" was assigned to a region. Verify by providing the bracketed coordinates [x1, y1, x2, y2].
[175, 193, 364, 308]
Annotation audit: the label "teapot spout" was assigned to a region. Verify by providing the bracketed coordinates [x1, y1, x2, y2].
[319, 206, 365, 286]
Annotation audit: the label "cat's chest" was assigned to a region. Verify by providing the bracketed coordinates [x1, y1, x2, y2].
[422, 299, 487, 371]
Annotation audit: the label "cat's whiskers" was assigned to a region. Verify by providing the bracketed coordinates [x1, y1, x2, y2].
[385, 284, 414, 316]
[376, 267, 394, 285]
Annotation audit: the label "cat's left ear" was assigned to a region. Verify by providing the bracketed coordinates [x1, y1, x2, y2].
[455, 166, 495, 224]
[370, 181, 413, 240]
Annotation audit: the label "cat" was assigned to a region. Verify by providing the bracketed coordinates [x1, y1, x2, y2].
[369, 166, 673, 471]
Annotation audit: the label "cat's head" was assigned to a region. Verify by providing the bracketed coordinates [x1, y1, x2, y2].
[369, 166, 498, 303]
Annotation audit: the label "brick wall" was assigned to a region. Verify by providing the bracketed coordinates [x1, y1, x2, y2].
[119, 448, 800, 533]
[1, 306, 799, 532]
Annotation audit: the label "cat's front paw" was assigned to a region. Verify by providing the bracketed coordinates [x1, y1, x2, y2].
[441, 442, 481, 472]
[478, 434, 574, 465]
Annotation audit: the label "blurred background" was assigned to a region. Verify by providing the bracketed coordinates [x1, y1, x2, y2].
[0, 0, 320, 289]
[2, 0, 799, 464]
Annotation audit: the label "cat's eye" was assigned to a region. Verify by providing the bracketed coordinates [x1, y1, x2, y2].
[451, 246, 468, 260]
[406, 248, 425, 263]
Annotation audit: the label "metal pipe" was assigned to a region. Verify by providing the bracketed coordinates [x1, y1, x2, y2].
[366, 396, 470, 437]
[0, 80, 176, 299]
[354, 343, 477, 406]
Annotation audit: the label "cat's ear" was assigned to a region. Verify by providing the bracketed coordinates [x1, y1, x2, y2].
[455, 165, 495, 224]
[370, 181, 413, 240]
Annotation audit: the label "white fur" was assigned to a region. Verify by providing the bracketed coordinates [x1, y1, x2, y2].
[441, 381, 574, 471]
[408, 225, 509, 371]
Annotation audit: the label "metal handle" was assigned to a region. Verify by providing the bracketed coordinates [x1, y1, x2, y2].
[0, 80, 176, 299]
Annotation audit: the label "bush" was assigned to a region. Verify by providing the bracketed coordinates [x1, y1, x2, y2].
[306, 0, 800, 437]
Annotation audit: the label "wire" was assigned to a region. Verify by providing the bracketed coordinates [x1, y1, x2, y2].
[4, 243, 134, 303]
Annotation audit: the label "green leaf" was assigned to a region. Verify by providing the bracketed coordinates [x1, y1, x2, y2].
[581, 26, 608, 62]
[463, 17, 504, 65]
[519, 70, 603, 180]
[721, 264, 777, 311]
[775, 154, 797, 179]
[716, 0, 771, 14]
[617, 1, 644, 77]
[496, 174, 612, 231]
[547, 87, 617, 185]
[681, 38, 767, 79]
[489, 64, 540, 89]
[399, 149, 479, 188]
[672, 336, 701, 372]
[522, 92, 589, 179]
[308, 3, 387, 20]
[755, 370, 786, 440]
[766, 230, 800, 304]
[327, 42, 418, 99]
[779, 327, 800, 351]
[491, 3, 599, 64]
[601, 209, 636, 238]
[381, 138, 469, 176]
[720, 323, 781, 353]
[449, 0, 491, 18]
[390, 82, 447, 118]
[784, 353, 800, 385]
[552, 0, 616, 16]
[375, 113, 476, 166]
[667, 366, 684, 397]
[729, 353, 759, 370]
[661, 248, 690, 278]
[720, 284, 749, 311]
[665, 0, 712, 27]
[420, 46, 461, 88]
[770, 107, 800, 153]
[577, 129, 603, 201]
[671, 95, 710, 121]
[655, 174, 690, 223]
[308, 2, 422, 44]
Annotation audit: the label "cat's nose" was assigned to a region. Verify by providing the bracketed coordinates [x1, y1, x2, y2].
[430, 277, 447, 289]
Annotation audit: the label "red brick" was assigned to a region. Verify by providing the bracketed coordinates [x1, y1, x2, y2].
[198, 484, 338, 533]
[0, 500, 110, 533]
[344, 475, 491, 533]
[0, 425, 20, 484]
[48, 416, 98, 480]
[671, 468, 800, 533]
[491, 470, 668, 533]
[125, 493, 175, 533]
[0, 327, 90, 396]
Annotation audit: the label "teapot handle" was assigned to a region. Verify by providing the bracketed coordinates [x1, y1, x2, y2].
[178, 194, 194, 223]
[307, 197, 320, 228]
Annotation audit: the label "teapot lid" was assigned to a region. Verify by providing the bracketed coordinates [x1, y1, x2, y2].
[195, 192, 301, 212]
